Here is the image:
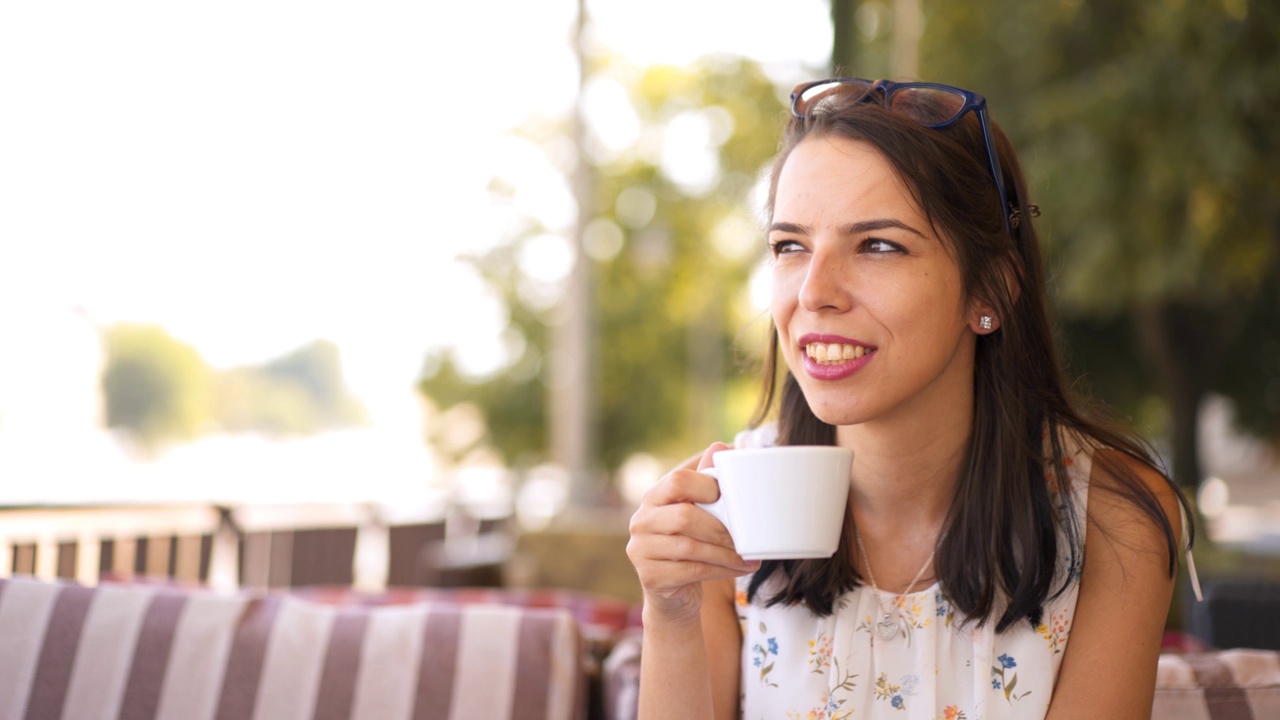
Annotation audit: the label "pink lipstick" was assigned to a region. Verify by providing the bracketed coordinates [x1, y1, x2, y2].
[797, 333, 876, 381]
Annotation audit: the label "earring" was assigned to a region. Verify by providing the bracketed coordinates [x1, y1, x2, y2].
[979, 315, 994, 330]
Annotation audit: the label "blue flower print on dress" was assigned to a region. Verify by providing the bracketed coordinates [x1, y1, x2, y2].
[934, 591, 955, 627]
[991, 653, 1031, 703]
[751, 623, 779, 687]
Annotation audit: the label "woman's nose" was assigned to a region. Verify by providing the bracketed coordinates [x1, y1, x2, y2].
[797, 250, 851, 313]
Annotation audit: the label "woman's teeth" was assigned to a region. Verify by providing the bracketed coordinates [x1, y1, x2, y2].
[805, 342, 871, 364]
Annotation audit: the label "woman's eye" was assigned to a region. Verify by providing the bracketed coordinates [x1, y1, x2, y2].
[769, 239, 804, 256]
[863, 238, 903, 254]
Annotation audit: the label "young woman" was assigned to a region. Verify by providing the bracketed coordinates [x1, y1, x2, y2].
[626, 78, 1193, 719]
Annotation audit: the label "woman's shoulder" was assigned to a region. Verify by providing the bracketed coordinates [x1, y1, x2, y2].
[1053, 423, 1184, 563]
[1049, 425, 1174, 508]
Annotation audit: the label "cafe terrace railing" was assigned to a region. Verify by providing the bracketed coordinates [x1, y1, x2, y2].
[0, 500, 512, 592]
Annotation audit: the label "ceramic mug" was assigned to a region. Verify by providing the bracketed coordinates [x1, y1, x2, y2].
[698, 445, 852, 560]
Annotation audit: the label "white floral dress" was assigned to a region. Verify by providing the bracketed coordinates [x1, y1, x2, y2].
[733, 425, 1089, 720]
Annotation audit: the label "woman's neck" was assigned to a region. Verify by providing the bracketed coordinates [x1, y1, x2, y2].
[836, 406, 971, 535]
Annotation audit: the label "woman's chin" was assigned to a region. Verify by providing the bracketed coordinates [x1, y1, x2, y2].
[806, 401, 863, 428]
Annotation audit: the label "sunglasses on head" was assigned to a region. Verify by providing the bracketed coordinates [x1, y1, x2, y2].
[790, 77, 1019, 240]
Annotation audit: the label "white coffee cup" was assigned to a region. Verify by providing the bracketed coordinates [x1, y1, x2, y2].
[698, 445, 852, 560]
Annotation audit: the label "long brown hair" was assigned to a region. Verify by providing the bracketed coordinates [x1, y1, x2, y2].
[746, 91, 1190, 632]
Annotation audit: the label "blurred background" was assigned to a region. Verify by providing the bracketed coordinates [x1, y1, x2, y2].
[1, 0, 1278, 623]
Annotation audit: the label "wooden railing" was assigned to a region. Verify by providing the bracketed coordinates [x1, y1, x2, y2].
[0, 502, 507, 591]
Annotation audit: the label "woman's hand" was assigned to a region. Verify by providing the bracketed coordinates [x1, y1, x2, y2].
[627, 442, 760, 626]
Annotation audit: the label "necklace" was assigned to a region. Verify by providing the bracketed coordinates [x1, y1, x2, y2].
[854, 527, 936, 641]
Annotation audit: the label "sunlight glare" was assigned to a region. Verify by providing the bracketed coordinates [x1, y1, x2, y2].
[661, 110, 721, 196]
[582, 75, 642, 161]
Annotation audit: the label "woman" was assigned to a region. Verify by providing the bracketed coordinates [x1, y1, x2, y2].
[626, 77, 1192, 719]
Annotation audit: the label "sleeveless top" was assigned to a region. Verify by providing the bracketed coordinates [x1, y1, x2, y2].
[733, 424, 1090, 720]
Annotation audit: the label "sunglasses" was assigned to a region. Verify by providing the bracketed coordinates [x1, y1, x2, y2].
[790, 77, 1016, 240]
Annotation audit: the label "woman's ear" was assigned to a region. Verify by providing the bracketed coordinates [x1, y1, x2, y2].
[969, 307, 1000, 335]
[969, 258, 1021, 335]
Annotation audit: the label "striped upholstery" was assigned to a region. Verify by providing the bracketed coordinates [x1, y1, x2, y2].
[290, 586, 640, 645]
[0, 576, 585, 720]
[1154, 650, 1280, 720]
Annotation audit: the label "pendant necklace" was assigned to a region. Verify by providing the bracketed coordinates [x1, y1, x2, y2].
[854, 526, 936, 641]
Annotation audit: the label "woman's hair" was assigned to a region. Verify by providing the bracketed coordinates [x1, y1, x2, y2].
[746, 90, 1191, 632]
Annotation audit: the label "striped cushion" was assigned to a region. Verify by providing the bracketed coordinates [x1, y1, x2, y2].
[0, 576, 584, 720]
[290, 586, 641, 640]
[1154, 650, 1280, 720]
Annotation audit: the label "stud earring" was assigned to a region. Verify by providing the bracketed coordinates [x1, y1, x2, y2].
[979, 315, 994, 330]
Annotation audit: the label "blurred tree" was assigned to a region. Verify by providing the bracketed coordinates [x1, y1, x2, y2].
[835, 0, 1280, 486]
[214, 340, 367, 435]
[104, 327, 367, 444]
[102, 324, 212, 450]
[419, 56, 785, 472]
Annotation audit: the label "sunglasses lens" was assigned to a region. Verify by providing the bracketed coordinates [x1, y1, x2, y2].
[886, 87, 970, 127]
[793, 80, 874, 119]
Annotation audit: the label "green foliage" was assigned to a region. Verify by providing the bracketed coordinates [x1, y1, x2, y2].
[102, 325, 212, 449]
[103, 327, 367, 447]
[419, 56, 785, 470]
[214, 340, 368, 435]
[418, 245, 550, 466]
[837, 0, 1280, 479]
[1216, 261, 1280, 439]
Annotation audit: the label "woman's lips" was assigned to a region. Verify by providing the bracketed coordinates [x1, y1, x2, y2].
[797, 334, 876, 381]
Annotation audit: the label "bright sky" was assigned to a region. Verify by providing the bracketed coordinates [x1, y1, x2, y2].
[0, 0, 830, 433]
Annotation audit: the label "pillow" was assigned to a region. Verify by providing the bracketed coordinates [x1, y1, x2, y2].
[0, 576, 585, 720]
[1153, 650, 1280, 720]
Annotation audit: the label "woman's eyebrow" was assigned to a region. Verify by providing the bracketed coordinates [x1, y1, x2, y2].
[768, 221, 809, 235]
[768, 218, 926, 238]
[841, 218, 926, 238]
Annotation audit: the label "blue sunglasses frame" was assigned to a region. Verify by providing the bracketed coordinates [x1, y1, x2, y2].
[790, 77, 1016, 240]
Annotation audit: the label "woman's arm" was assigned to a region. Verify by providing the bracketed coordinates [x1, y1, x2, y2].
[704, 577, 744, 719]
[1046, 450, 1182, 719]
[636, 577, 742, 720]
[627, 444, 757, 720]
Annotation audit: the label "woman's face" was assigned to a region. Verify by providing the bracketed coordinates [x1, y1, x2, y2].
[769, 135, 981, 429]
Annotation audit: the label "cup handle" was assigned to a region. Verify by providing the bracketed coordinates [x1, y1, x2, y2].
[695, 466, 732, 535]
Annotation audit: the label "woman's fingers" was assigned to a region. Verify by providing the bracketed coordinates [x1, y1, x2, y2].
[632, 495, 730, 547]
[626, 442, 757, 614]
[696, 441, 731, 472]
[641, 468, 719, 507]
[627, 532, 757, 603]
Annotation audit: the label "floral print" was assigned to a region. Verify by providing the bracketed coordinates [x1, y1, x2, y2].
[991, 653, 1032, 703]
[873, 672, 920, 710]
[787, 665, 860, 720]
[787, 693, 854, 720]
[894, 594, 933, 645]
[808, 632, 834, 673]
[935, 592, 955, 628]
[750, 623, 779, 687]
[1037, 609, 1071, 654]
